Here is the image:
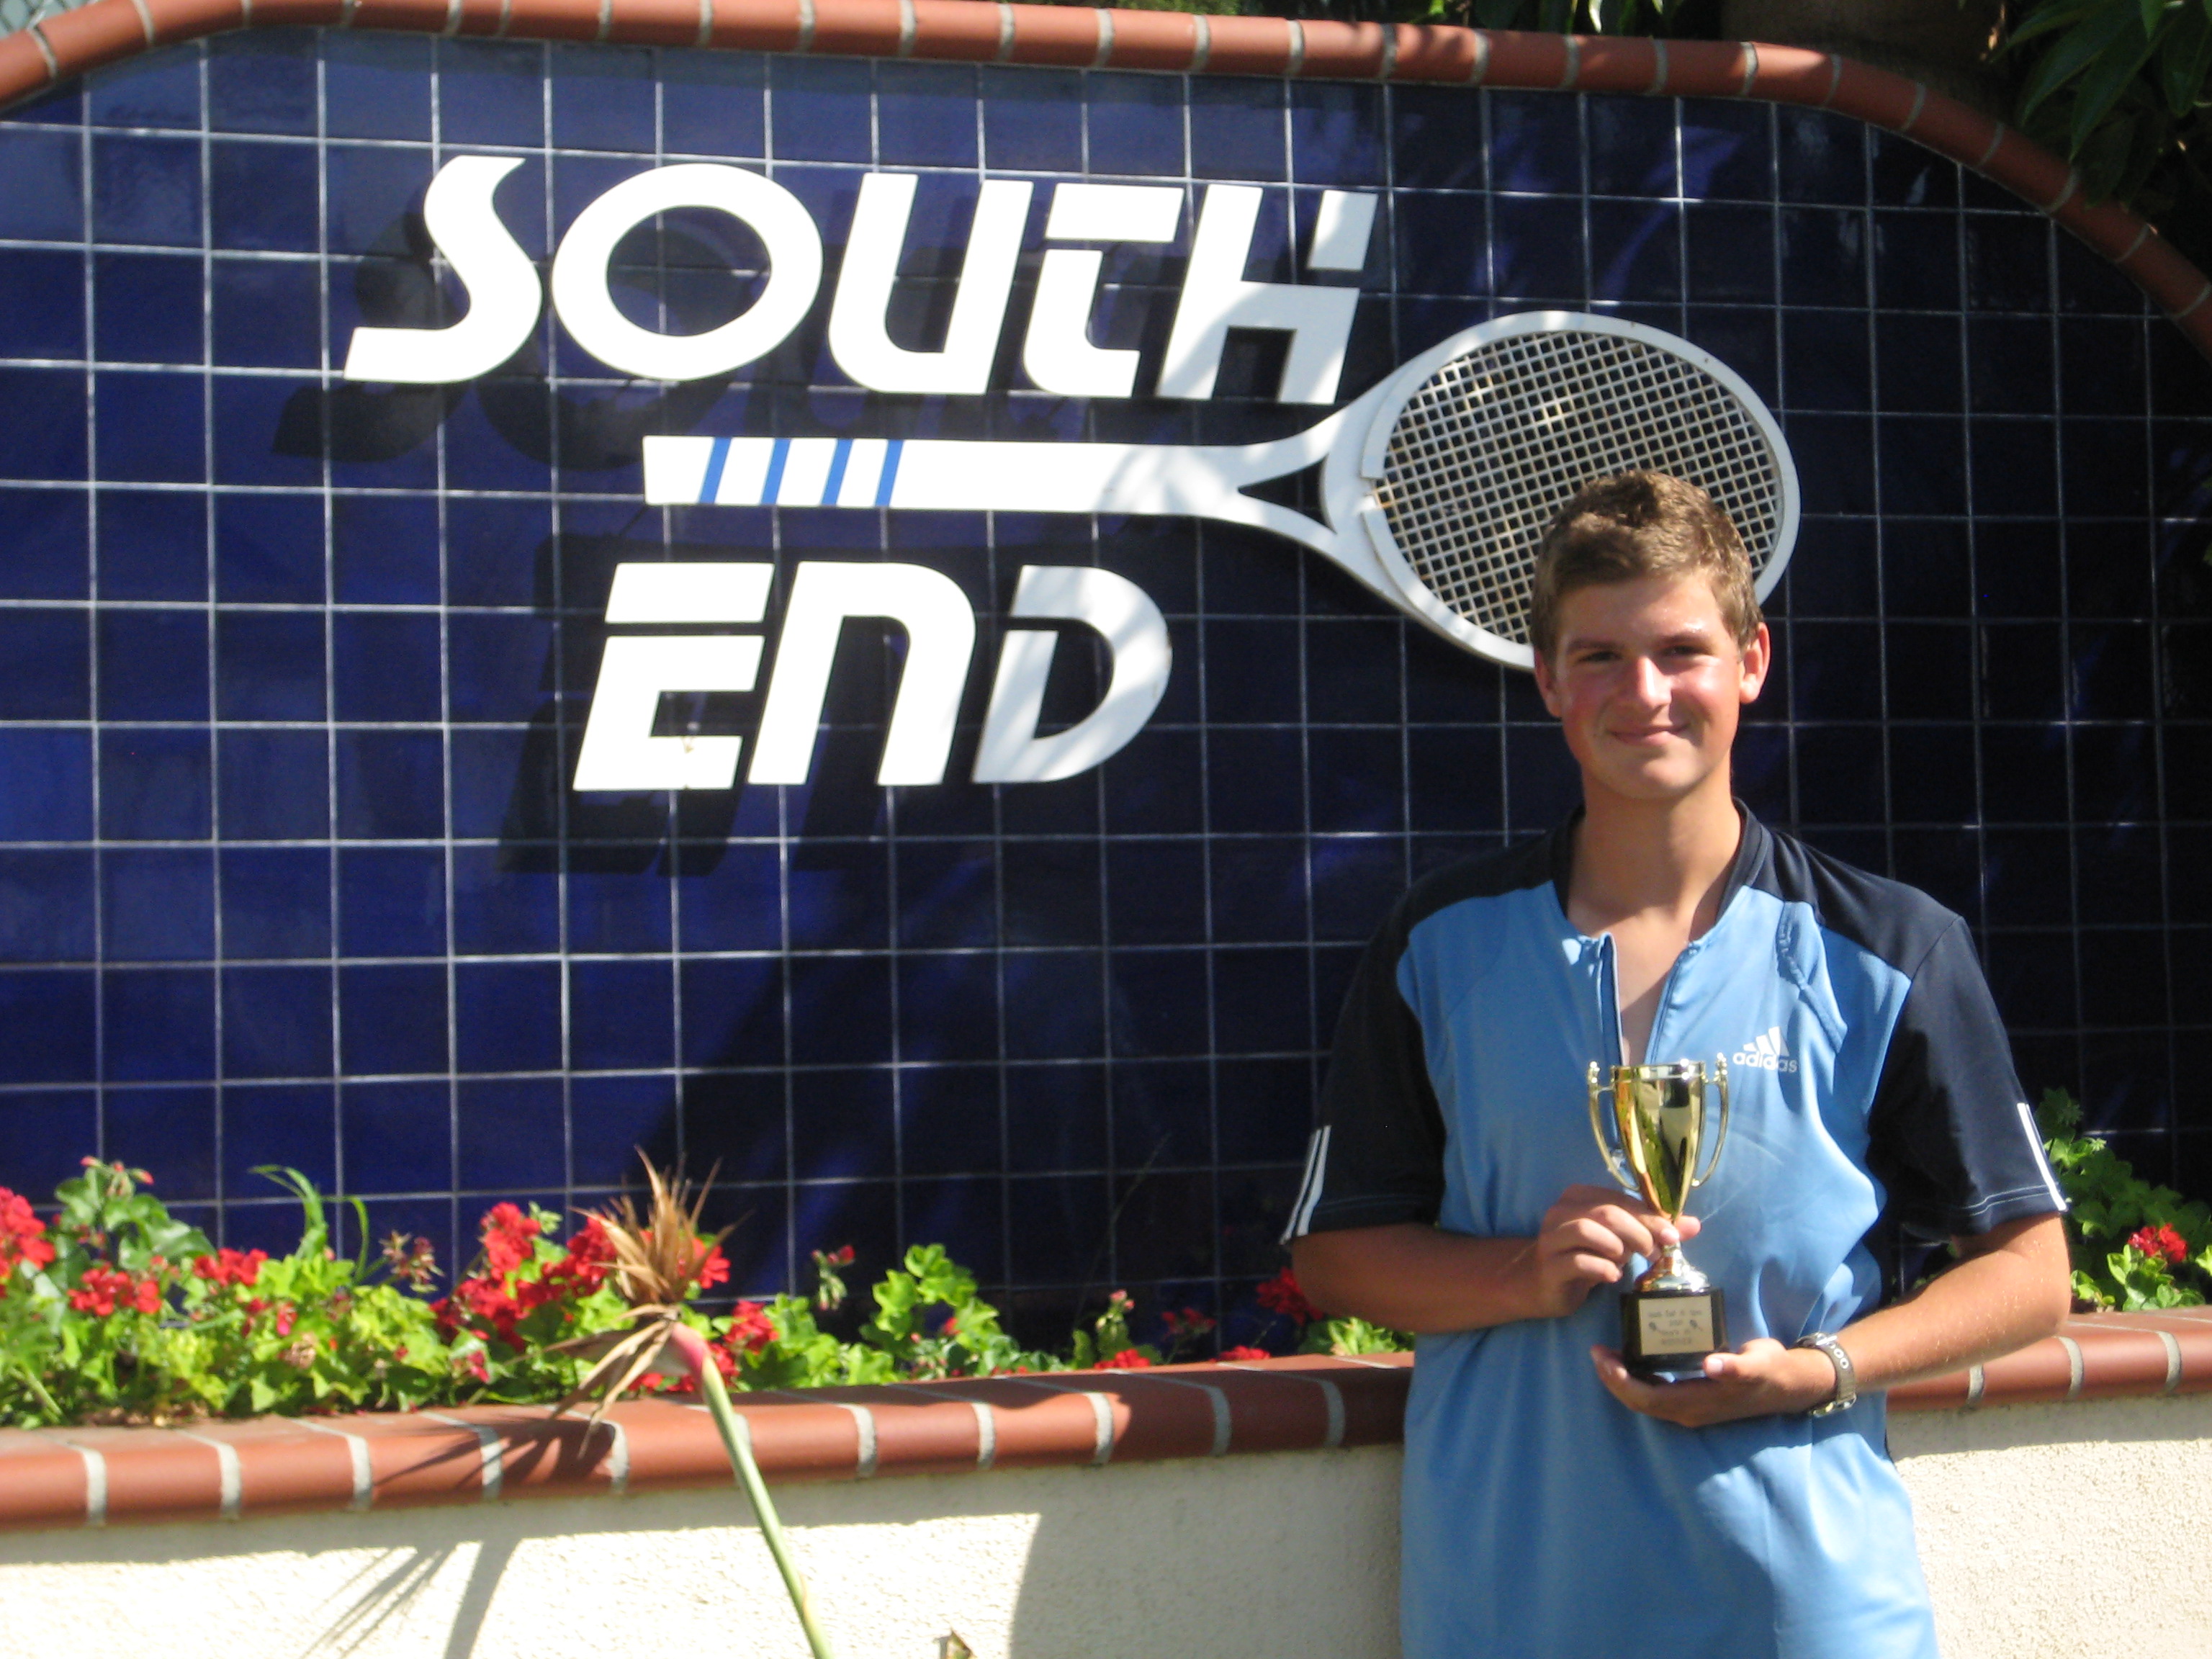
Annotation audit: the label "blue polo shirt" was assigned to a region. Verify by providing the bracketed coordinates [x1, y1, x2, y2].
[1287, 811, 2064, 1659]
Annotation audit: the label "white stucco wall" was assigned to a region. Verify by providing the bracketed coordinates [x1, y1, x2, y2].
[1, 1397, 2205, 1658]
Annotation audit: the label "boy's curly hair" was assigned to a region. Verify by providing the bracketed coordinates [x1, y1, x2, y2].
[1527, 471, 1761, 659]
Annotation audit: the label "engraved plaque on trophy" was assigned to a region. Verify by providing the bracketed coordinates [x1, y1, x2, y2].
[1586, 1058, 1732, 1383]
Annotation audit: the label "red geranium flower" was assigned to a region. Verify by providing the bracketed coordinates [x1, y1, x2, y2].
[1218, 1345, 1272, 1362]
[0, 1189, 55, 1295]
[1095, 1348, 1152, 1370]
[724, 1300, 776, 1355]
[1255, 1267, 1318, 1324]
[67, 1264, 159, 1318]
[2129, 1223, 2189, 1267]
[192, 1247, 268, 1289]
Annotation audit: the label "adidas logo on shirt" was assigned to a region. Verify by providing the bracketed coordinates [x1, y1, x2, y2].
[1731, 1025, 1800, 1073]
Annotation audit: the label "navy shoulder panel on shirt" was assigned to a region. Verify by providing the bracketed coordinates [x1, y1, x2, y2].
[1397, 829, 1558, 939]
[1748, 821, 1962, 979]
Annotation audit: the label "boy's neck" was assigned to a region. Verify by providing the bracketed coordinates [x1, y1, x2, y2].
[1568, 775, 1744, 934]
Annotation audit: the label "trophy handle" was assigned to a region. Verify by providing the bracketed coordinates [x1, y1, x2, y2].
[1586, 1062, 1638, 1191]
[1692, 1055, 1731, 1189]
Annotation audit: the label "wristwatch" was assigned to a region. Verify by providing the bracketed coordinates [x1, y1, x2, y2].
[1794, 1331, 1858, 1417]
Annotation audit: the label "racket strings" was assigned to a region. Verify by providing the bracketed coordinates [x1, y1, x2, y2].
[1375, 331, 1784, 648]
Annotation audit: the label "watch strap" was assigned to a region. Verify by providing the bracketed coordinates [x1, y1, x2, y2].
[1794, 1331, 1858, 1416]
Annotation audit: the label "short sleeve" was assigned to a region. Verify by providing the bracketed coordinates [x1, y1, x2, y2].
[1866, 917, 2067, 1241]
[1284, 907, 1447, 1240]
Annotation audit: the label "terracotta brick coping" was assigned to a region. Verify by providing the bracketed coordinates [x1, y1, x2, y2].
[3, 1312, 2208, 1534]
[0, 0, 2207, 361]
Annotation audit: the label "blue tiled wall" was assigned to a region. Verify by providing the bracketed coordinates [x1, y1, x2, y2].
[0, 29, 2205, 1344]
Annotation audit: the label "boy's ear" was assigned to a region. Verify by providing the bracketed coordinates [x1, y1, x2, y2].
[1532, 644, 1564, 716]
[1737, 622, 1771, 703]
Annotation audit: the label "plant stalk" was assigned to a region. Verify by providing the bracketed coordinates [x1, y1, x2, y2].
[697, 1360, 838, 1659]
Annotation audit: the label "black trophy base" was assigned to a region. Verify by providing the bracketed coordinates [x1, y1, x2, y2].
[1621, 1285, 1728, 1384]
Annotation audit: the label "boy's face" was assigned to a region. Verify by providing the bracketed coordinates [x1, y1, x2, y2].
[1532, 571, 1769, 809]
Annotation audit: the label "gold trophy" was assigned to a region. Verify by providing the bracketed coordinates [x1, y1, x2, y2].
[1586, 1058, 1731, 1382]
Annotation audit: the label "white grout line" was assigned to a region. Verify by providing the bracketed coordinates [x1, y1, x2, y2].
[297, 1417, 374, 1510]
[832, 1401, 878, 1478]
[423, 1413, 505, 1501]
[968, 1400, 996, 1470]
[174, 1431, 243, 1520]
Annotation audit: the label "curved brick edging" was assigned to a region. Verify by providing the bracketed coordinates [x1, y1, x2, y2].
[2, 1314, 2208, 1534]
[0, 0, 2206, 359]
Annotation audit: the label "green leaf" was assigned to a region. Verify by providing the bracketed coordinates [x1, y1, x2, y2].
[2070, 36, 2167, 154]
[2019, 5, 2152, 119]
[2144, 0, 2171, 42]
[2158, 2, 2212, 112]
[2010, 1, 2130, 54]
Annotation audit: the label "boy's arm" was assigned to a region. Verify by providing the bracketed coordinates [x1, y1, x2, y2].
[1592, 1210, 2071, 1426]
[1292, 1184, 1702, 1333]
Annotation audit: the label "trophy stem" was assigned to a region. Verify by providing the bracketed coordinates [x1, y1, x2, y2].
[1635, 1238, 1712, 1295]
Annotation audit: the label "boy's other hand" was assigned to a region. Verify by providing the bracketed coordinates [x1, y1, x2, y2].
[1589, 1339, 1838, 1425]
[1530, 1184, 1700, 1319]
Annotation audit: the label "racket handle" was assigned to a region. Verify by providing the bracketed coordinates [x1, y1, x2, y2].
[643, 434, 1225, 516]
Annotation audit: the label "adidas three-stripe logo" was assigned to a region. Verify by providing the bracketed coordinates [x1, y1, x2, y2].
[1730, 1025, 1800, 1073]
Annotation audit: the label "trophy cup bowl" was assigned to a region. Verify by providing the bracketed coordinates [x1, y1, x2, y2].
[1586, 1058, 1731, 1382]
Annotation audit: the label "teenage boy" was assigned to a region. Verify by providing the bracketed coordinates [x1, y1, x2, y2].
[1287, 472, 2069, 1658]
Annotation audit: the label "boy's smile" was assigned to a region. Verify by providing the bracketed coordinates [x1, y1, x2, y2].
[1532, 572, 1770, 808]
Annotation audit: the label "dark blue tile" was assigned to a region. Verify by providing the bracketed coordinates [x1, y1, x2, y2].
[99, 728, 210, 840]
[904, 1175, 1006, 1276]
[104, 967, 215, 1082]
[1966, 316, 2054, 414]
[1588, 96, 1678, 197]
[2059, 318, 2146, 416]
[1289, 81, 1384, 188]
[89, 53, 199, 128]
[570, 1071, 678, 1184]
[0, 970, 95, 1082]
[99, 490, 207, 603]
[98, 608, 208, 721]
[0, 490, 89, 600]
[94, 372, 204, 485]
[679, 1070, 788, 1187]
[568, 957, 673, 1071]
[873, 62, 979, 168]
[1879, 416, 1967, 516]
[1004, 1171, 1109, 1280]
[1385, 84, 1483, 192]
[332, 613, 442, 723]
[974, 64, 1080, 170]
[215, 610, 324, 721]
[2064, 415, 2149, 518]
[1002, 951, 1105, 1060]
[325, 145, 430, 259]
[212, 375, 323, 488]
[339, 962, 449, 1075]
[1962, 213, 2050, 314]
[1190, 77, 1286, 181]
[1211, 945, 1310, 1054]
[0, 249, 84, 358]
[0, 849, 93, 962]
[325, 34, 432, 143]
[1984, 832, 2067, 927]
[1784, 413, 1876, 515]
[884, 840, 992, 950]
[212, 261, 321, 370]
[1683, 204, 1776, 306]
[1777, 108, 1864, 204]
[0, 128, 84, 240]
[0, 730, 91, 842]
[443, 392, 554, 495]
[896, 951, 999, 1063]
[340, 846, 446, 958]
[788, 953, 891, 1064]
[447, 499, 552, 608]
[0, 1089, 94, 1195]
[220, 847, 331, 960]
[209, 33, 318, 135]
[660, 48, 763, 157]
[336, 732, 446, 839]
[341, 1079, 451, 1194]
[1205, 727, 1302, 835]
[1501, 725, 1581, 832]
[790, 1076, 899, 1191]
[785, 842, 888, 951]
[2069, 625, 2154, 721]
[1778, 207, 1866, 309]
[446, 614, 553, 725]
[451, 846, 559, 958]
[1087, 72, 1185, 177]
[454, 961, 562, 1073]
[209, 141, 320, 254]
[451, 727, 548, 841]
[1873, 210, 1962, 311]
[1488, 90, 1581, 195]
[1884, 722, 1976, 820]
[1491, 194, 1584, 302]
[223, 966, 333, 1078]
[107, 1086, 218, 1200]
[1679, 98, 1772, 202]
[215, 493, 323, 604]
[1391, 191, 1488, 298]
[1309, 728, 1403, 835]
[1112, 1167, 1213, 1278]
[678, 955, 784, 1069]
[1969, 420, 2058, 517]
[550, 42, 657, 153]
[457, 1077, 565, 1190]
[2072, 719, 2156, 820]
[1310, 837, 1405, 941]
[217, 731, 328, 841]
[1105, 948, 1206, 1058]
[103, 847, 214, 961]
[1875, 313, 1962, 413]
[564, 860, 670, 953]
[91, 135, 202, 248]
[770, 56, 873, 163]
[0, 611, 87, 719]
[439, 38, 549, 148]
[222, 1083, 336, 1192]
[2068, 521, 2153, 619]
[1589, 199, 1681, 303]
[0, 369, 89, 481]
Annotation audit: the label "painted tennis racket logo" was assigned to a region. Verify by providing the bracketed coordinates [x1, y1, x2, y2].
[642, 312, 1800, 672]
